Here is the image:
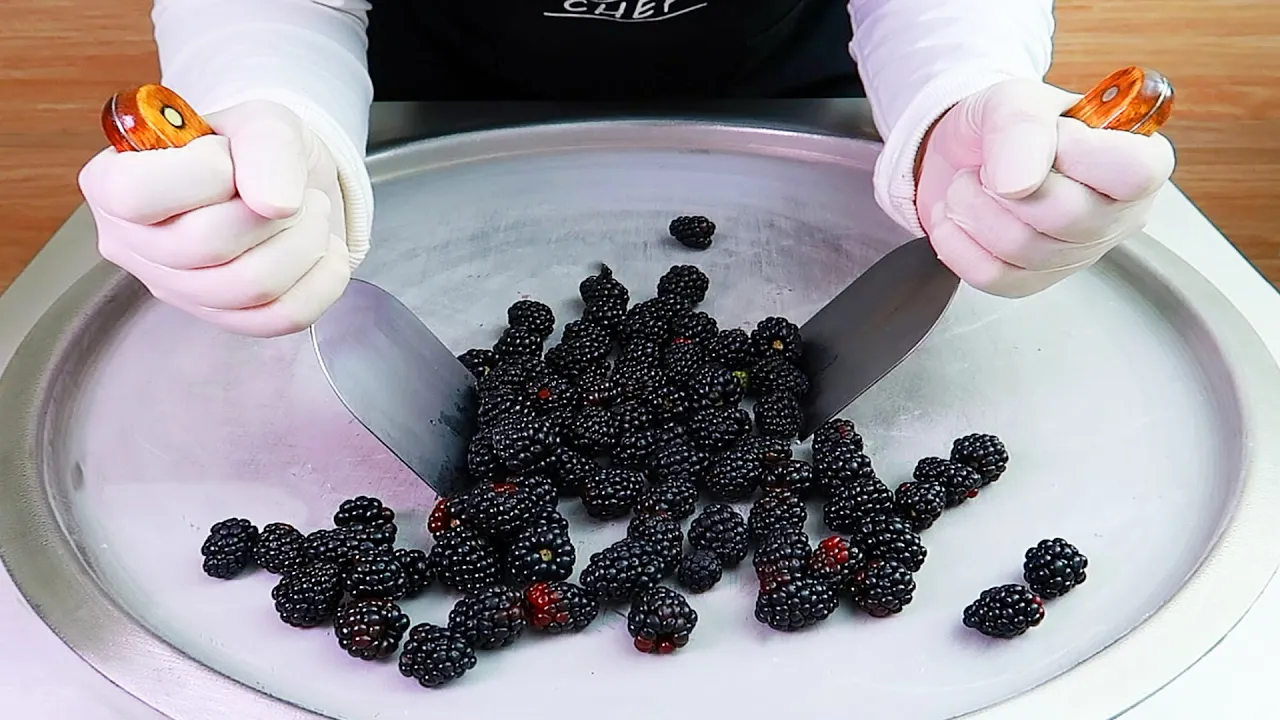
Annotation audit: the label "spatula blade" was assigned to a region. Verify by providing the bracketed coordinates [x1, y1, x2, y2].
[796, 237, 959, 440]
[310, 279, 477, 496]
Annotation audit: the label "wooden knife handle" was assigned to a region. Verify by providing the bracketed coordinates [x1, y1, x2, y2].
[101, 84, 215, 152]
[1062, 66, 1174, 135]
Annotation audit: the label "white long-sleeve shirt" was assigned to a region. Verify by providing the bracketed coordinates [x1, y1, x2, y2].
[151, 0, 1054, 266]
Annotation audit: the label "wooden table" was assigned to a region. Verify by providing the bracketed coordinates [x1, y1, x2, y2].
[3, 0, 1277, 293]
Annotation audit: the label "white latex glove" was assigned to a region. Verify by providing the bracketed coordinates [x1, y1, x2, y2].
[78, 100, 351, 337]
[916, 78, 1176, 297]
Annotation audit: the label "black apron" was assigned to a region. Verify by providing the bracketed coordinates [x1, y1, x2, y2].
[367, 0, 864, 100]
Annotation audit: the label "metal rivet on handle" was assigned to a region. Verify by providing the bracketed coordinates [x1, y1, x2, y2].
[1102, 86, 1119, 102]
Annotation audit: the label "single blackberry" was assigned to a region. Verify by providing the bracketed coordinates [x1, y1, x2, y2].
[457, 348, 500, 379]
[738, 435, 795, 468]
[478, 355, 546, 394]
[613, 359, 666, 400]
[747, 489, 808, 542]
[687, 363, 746, 409]
[847, 513, 927, 571]
[524, 373, 579, 415]
[398, 623, 477, 688]
[619, 301, 675, 347]
[611, 426, 667, 469]
[707, 327, 752, 369]
[689, 406, 752, 452]
[200, 518, 259, 579]
[549, 449, 597, 497]
[628, 586, 698, 654]
[476, 386, 529, 431]
[809, 535, 865, 590]
[894, 481, 948, 532]
[612, 400, 655, 435]
[303, 523, 395, 567]
[493, 325, 545, 359]
[1023, 538, 1088, 599]
[812, 417, 864, 455]
[507, 299, 555, 338]
[951, 433, 1010, 486]
[463, 481, 536, 539]
[636, 476, 699, 520]
[581, 296, 628, 335]
[648, 440, 712, 487]
[748, 356, 811, 399]
[752, 528, 813, 589]
[753, 393, 803, 438]
[762, 458, 816, 497]
[253, 522, 307, 576]
[627, 513, 684, 574]
[545, 334, 613, 374]
[617, 339, 662, 367]
[577, 372, 621, 408]
[427, 496, 470, 539]
[688, 504, 750, 567]
[448, 585, 528, 650]
[334, 598, 410, 661]
[505, 523, 576, 583]
[660, 341, 708, 383]
[510, 471, 558, 509]
[465, 430, 506, 483]
[703, 448, 764, 502]
[580, 467, 645, 520]
[913, 456, 982, 508]
[814, 444, 877, 497]
[754, 576, 839, 632]
[428, 527, 502, 594]
[488, 410, 559, 473]
[669, 215, 716, 250]
[670, 310, 719, 345]
[579, 263, 630, 305]
[579, 538, 669, 602]
[271, 560, 344, 628]
[394, 548, 434, 598]
[334, 496, 395, 527]
[963, 584, 1045, 639]
[850, 559, 916, 617]
[750, 316, 803, 363]
[676, 550, 723, 593]
[822, 478, 895, 533]
[524, 581, 600, 634]
[345, 546, 409, 600]
[657, 265, 711, 306]
[643, 383, 696, 423]
[527, 504, 571, 533]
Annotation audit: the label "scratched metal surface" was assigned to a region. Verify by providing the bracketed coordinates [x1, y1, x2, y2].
[2, 120, 1279, 720]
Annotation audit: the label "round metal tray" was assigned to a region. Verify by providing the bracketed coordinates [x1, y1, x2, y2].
[2, 121, 1279, 720]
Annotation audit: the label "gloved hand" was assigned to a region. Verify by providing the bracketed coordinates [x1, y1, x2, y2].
[916, 77, 1176, 297]
[78, 100, 351, 337]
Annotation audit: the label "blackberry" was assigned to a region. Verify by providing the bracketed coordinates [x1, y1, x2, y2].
[894, 481, 948, 532]
[334, 598, 410, 661]
[847, 513, 927, 571]
[579, 263, 630, 305]
[619, 300, 675, 347]
[581, 296, 628, 335]
[505, 523, 576, 583]
[814, 444, 877, 496]
[913, 456, 982, 508]
[510, 471, 557, 509]
[812, 417, 864, 455]
[464, 481, 537, 539]
[545, 334, 612, 374]
[427, 496, 470, 539]
[738, 435, 795, 467]
[611, 426, 666, 469]
[303, 523, 394, 567]
[754, 576, 839, 631]
[809, 535, 865, 590]
[580, 467, 645, 520]
[448, 585, 527, 650]
[636, 476, 699, 520]
[611, 400, 655, 435]
[951, 433, 1010, 486]
[688, 504, 750, 567]
[253, 522, 307, 576]
[628, 586, 698, 654]
[687, 363, 746, 409]
[660, 341, 708, 383]
[752, 528, 812, 589]
[524, 581, 600, 634]
[271, 560, 344, 627]
[762, 458, 816, 497]
[748, 356, 811, 398]
[643, 383, 696, 422]
[477, 386, 528, 430]
[334, 496, 395, 528]
[398, 623, 477, 688]
[963, 584, 1045, 639]
[200, 518, 259, 579]
[479, 356, 546, 394]
[457, 348, 500, 379]
[753, 392, 803, 438]
[613, 359, 666, 400]
[689, 406, 752, 452]
[627, 513, 684, 573]
[617, 339, 661, 367]
[670, 310, 719, 345]
[676, 550, 723, 593]
[549, 449, 597, 497]
[577, 373, 621, 408]
[703, 448, 764, 502]
[657, 265, 710, 306]
[579, 538, 669, 602]
[394, 548, 434, 598]
[850, 559, 916, 617]
[648, 440, 712, 486]
[493, 325, 545, 359]
[527, 503, 571, 533]
[747, 489, 808, 542]
[822, 478, 895, 533]
[750, 316, 803, 363]
[669, 215, 716, 250]
[1023, 538, 1088, 599]
[488, 410, 559, 473]
[708, 327, 752, 369]
[507, 299, 555, 338]
[525, 373, 578, 415]
[466, 431, 506, 483]
[429, 527, 502, 594]
[345, 545, 409, 600]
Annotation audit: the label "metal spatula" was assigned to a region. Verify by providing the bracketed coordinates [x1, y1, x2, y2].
[795, 66, 1176, 439]
[102, 87, 476, 496]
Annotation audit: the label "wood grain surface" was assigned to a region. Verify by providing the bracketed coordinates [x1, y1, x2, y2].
[1, 0, 1277, 292]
